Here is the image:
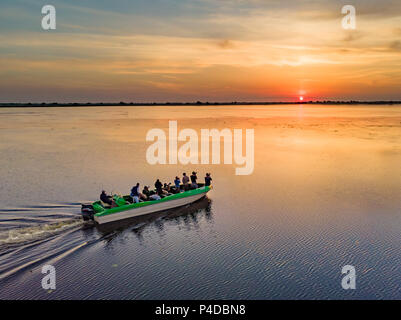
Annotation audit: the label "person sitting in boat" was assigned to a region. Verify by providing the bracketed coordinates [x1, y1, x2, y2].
[182, 173, 190, 191]
[155, 179, 164, 196]
[205, 173, 212, 186]
[142, 186, 151, 200]
[149, 194, 161, 201]
[166, 183, 176, 195]
[190, 171, 198, 189]
[163, 182, 169, 190]
[100, 190, 117, 207]
[130, 183, 141, 203]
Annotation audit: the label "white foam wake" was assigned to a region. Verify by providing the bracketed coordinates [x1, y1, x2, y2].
[0, 218, 83, 247]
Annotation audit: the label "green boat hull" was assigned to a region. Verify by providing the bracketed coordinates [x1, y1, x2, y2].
[92, 186, 211, 224]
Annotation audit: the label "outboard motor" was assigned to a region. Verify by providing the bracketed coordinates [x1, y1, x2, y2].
[81, 204, 95, 221]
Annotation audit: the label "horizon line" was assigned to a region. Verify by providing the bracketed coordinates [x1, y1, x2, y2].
[1, 100, 401, 108]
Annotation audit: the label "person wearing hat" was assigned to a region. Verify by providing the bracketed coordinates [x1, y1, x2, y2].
[190, 171, 198, 189]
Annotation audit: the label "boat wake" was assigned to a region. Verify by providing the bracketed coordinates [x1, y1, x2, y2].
[0, 202, 85, 246]
[0, 218, 83, 247]
[0, 199, 213, 283]
[0, 202, 92, 281]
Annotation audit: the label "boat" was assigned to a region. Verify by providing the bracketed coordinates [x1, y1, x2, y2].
[95, 197, 212, 234]
[81, 185, 211, 225]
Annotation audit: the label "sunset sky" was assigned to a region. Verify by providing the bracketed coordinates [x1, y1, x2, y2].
[1, 0, 401, 102]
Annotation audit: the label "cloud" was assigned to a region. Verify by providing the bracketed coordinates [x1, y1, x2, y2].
[217, 39, 236, 49]
[1, 0, 401, 101]
[342, 32, 365, 42]
[389, 40, 401, 51]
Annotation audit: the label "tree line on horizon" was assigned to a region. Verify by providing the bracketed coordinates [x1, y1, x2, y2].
[1, 100, 401, 107]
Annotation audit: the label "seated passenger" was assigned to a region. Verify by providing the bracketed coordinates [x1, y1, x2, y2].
[149, 194, 161, 201]
[130, 183, 140, 203]
[100, 190, 117, 207]
[163, 183, 173, 194]
[142, 186, 151, 200]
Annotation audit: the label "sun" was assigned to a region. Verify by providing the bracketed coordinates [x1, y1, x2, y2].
[299, 96, 304, 101]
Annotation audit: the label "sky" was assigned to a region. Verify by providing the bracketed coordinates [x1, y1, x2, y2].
[0, 0, 401, 102]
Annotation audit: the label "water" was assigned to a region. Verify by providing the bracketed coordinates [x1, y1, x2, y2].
[0, 105, 400, 299]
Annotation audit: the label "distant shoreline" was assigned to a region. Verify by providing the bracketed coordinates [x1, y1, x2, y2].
[1, 101, 401, 108]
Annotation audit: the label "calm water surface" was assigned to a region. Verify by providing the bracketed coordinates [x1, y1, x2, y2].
[0, 105, 400, 299]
